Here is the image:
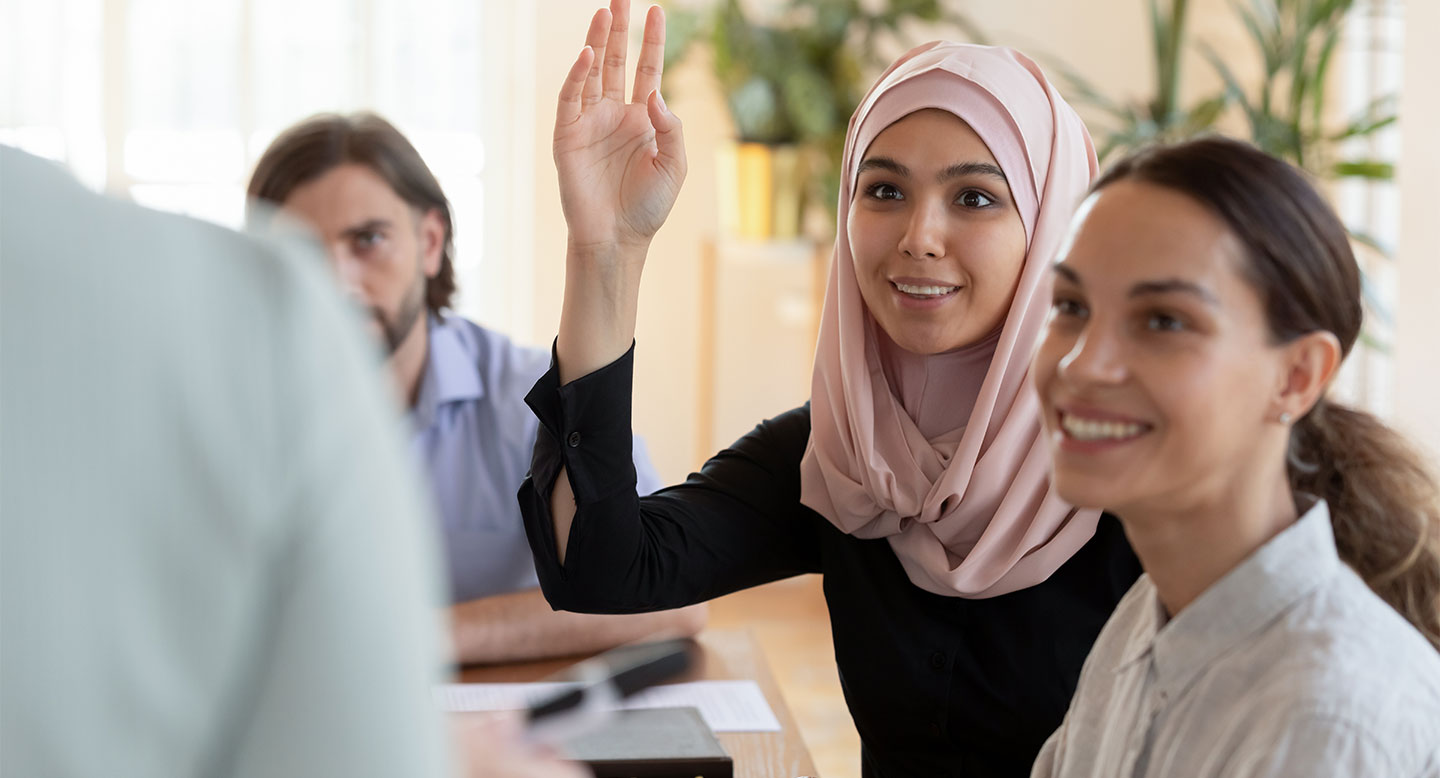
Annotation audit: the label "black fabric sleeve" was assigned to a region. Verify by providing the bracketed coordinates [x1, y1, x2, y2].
[520, 342, 822, 614]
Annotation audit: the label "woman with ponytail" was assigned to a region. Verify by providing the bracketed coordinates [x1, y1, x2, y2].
[1030, 136, 1440, 776]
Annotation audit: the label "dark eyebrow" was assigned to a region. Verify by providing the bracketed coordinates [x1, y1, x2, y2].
[1129, 279, 1219, 305]
[940, 161, 1007, 184]
[856, 157, 1008, 186]
[1052, 263, 1081, 284]
[856, 157, 908, 178]
[1052, 264, 1218, 306]
[340, 219, 392, 238]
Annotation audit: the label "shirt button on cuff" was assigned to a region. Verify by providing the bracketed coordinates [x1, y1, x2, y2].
[567, 431, 582, 447]
[929, 651, 947, 670]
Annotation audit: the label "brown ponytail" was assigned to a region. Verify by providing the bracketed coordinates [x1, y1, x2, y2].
[1290, 399, 1440, 648]
[1096, 137, 1440, 649]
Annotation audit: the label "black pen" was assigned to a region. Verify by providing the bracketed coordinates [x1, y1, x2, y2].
[524, 637, 696, 745]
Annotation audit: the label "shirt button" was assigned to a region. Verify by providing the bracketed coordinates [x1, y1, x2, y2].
[928, 722, 942, 738]
[929, 651, 947, 671]
[567, 431, 582, 447]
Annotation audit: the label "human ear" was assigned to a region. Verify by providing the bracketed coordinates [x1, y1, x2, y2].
[417, 208, 445, 278]
[1274, 330, 1342, 422]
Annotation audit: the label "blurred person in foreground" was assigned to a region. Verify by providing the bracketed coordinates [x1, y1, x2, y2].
[0, 146, 585, 778]
[246, 114, 704, 665]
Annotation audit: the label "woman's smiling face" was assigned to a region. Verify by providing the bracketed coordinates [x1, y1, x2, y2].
[1032, 179, 1289, 515]
[847, 108, 1028, 355]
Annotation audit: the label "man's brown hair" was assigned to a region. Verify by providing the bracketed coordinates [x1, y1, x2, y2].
[247, 112, 457, 315]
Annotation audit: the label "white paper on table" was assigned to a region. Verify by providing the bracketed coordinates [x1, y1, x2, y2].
[433, 681, 581, 713]
[433, 679, 781, 732]
[618, 680, 781, 731]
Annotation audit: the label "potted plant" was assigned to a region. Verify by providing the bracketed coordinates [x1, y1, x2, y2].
[1051, 0, 1397, 342]
[666, 0, 982, 240]
[1054, 0, 1394, 175]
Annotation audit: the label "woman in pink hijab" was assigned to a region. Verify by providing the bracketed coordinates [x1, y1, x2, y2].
[520, 2, 1141, 774]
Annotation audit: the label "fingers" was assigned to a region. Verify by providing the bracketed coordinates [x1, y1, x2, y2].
[631, 4, 665, 103]
[582, 8, 610, 106]
[601, 0, 631, 101]
[647, 89, 687, 181]
[556, 46, 594, 128]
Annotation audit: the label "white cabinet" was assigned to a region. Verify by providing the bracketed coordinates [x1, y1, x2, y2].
[698, 239, 830, 458]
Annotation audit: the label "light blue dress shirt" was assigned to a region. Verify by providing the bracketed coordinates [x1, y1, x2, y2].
[408, 314, 662, 603]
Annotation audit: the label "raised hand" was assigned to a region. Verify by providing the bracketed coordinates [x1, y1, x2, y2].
[553, 0, 686, 259]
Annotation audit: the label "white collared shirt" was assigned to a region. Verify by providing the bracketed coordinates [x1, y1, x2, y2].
[1032, 500, 1440, 777]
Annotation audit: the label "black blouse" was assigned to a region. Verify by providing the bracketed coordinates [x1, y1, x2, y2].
[520, 345, 1142, 778]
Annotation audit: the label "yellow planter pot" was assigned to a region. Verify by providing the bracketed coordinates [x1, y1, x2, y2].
[770, 145, 806, 241]
[717, 142, 807, 241]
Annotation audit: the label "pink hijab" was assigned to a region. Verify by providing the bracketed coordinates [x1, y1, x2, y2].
[799, 42, 1100, 598]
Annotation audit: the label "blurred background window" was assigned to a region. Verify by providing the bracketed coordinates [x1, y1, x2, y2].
[1335, 0, 1402, 414]
[0, 0, 535, 335]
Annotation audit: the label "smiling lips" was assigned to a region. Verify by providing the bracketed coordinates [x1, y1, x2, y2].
[894, 281, 959, 296]
[1058, 410, 1153, 444]
[890, 278, 962, 304]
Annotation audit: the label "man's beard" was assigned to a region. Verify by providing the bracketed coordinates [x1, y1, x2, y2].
[373, 269, 427, 355]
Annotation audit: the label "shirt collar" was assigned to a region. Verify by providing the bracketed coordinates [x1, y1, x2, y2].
[411, 314, 484, 432]
[1112, 500, 1338, 683]
[1113, 580, 1169, 670]
[1128, 500, 1339, 694]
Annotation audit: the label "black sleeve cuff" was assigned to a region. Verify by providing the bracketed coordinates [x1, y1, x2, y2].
[524, 341, 639, 508]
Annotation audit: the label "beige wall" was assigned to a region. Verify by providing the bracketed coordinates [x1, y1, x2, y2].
[1395, 0, 1440, 465]
[523, 1, 1432, 481]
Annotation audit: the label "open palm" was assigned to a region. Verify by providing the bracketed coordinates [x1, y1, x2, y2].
[553, 1, 686, 256]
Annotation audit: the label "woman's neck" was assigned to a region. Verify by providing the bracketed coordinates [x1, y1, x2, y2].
[1118, 454, 1300, 618]
[875, 323, 1000, 440]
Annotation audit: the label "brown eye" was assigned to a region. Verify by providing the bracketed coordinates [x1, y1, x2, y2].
[957, 190, 995, 208]
[353, 230, 383, 251]
[1145, 312, 1186, 332]
[1052, 297, 1087, 319]
[866, 183, 903, 201]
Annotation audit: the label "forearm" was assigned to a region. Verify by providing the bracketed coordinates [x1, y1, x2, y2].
[555, 242, 645, 385]
[550, 244, 647, 560]
[448, 587, 706, 666]
[549, 470, 578, 564]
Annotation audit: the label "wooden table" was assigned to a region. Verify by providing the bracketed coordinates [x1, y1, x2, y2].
[456, 629, 819, 778]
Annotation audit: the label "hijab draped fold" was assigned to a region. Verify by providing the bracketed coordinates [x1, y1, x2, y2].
[799, 43, 1102, 598]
